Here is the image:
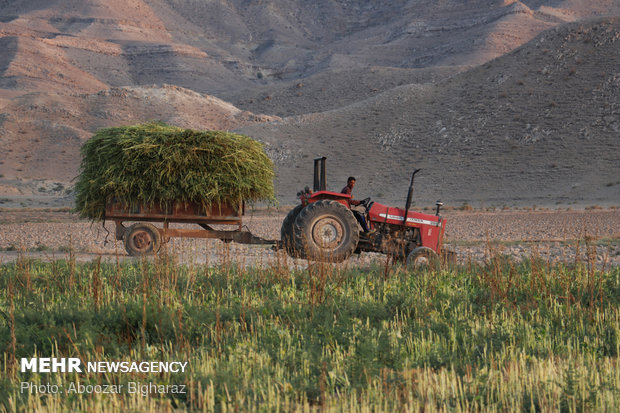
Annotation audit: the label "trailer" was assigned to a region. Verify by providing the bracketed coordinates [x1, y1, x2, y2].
[106, 199, 276, 256]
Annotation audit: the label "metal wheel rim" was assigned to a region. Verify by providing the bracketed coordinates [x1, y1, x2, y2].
[413, 255, 429, 267]
[312, 217, 344, 249]
[130, 230, 153, 252]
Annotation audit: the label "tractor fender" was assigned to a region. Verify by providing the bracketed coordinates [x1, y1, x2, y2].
[308, 190, 351, 209]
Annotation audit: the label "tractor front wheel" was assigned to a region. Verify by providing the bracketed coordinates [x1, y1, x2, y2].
[406, 247, 440, 272]
[294, 200, 359, 262]
[124, 223, 161, 256]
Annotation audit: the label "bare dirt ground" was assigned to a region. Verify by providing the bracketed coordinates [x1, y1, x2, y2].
[1, 208, 618, 268]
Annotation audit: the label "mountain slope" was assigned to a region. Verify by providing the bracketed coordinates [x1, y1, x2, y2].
[0, 1, 619, 206]
[239, 17, 620, 206]
[0, 85, 278, 182]
[3, 0, 616, 97]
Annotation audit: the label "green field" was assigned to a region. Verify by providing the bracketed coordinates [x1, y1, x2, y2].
[0, 249, 618, 412]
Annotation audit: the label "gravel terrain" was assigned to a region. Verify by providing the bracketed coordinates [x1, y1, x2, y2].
[1, 208, 618, 268]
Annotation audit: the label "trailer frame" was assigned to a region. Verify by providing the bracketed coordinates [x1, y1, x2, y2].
[105, 199, 276, 256]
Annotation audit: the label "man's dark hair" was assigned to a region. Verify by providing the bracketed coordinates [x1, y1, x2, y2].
[347, 176, 356, 183]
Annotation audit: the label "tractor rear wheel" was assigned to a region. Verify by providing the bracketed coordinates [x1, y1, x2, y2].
[280, 204, 304, 256]
[124, 223, 161, 256]
[293, 200, 359, 262]
[406, 247, 440, 272]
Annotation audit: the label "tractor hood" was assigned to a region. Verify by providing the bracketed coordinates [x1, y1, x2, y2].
[368, 203, 442, 227]
[368, 202, 446, 251]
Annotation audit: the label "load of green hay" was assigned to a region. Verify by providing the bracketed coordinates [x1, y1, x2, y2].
[74, 122, 275, 221]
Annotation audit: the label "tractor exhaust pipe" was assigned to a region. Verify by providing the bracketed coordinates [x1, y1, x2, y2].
[403, 168, 421, 223]
[313, 156, 327, 192]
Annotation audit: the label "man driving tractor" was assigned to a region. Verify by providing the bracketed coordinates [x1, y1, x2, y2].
[341, 176, 372, 233]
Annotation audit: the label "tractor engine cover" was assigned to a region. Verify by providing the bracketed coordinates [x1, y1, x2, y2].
[367, 202, 446, 253]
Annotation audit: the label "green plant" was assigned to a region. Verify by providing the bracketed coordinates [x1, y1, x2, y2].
[0, 248, 617, 411]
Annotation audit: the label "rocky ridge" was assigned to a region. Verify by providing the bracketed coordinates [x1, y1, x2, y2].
[0, 1, 619, 208]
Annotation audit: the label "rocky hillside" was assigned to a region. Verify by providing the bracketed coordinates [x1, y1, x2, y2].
[0, 0, 619, 207]
[0, 85, 278, 180]
[240, 18, 620, 206]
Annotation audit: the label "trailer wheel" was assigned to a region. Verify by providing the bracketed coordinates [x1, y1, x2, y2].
[124, 223, 161, 256]
[294, 200, 359, 262]
[280, 204, 304, 256]
[406, 247, 439, 272]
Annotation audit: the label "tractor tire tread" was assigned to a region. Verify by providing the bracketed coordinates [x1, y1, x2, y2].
[280, 204, 304, 257]
[293, 200, 359, 262]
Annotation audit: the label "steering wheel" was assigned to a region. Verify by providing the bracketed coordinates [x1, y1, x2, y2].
[359, 197, 373, 211]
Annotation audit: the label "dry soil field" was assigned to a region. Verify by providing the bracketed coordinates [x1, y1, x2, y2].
[1, 207, 618, 268]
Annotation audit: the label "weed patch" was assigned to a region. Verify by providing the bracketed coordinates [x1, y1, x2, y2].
[0, 254, 618, 410]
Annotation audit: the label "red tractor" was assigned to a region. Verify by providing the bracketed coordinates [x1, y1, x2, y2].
[281, 157, 451, 266]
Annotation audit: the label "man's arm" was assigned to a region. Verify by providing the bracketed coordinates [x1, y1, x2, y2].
[342, 186, 361, 205]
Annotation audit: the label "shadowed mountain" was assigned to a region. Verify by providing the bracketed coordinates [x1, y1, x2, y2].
[0, 0, 619, 206]
[239, 18, 620, 207]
